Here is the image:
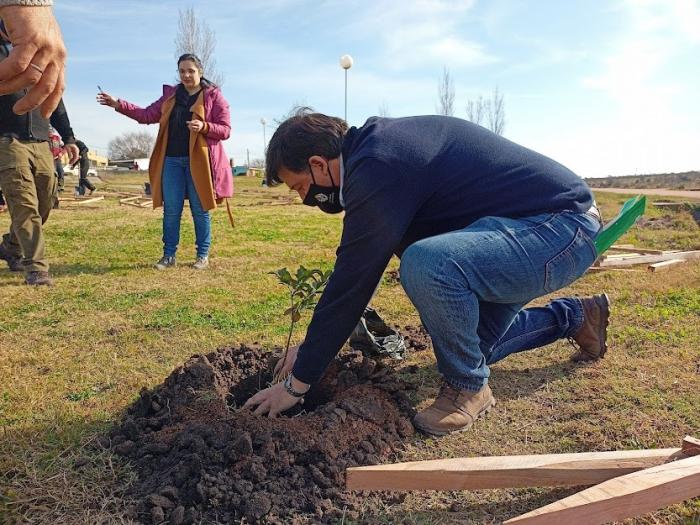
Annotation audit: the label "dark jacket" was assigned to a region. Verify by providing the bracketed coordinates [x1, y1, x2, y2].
[293, 116, 594, 384]
[0, 35, 75, 144]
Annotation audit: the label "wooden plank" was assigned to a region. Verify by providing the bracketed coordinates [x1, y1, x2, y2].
[503, 454, 700, 525]
[345, 448, 679, 491]
[586, 267, 640, 273]
[682, 436, 700, 456]
[598, 250, 700, 267]
[648, 259, 685, 272]
[608, 246, 665, 255]
[59, 196, 105, 206]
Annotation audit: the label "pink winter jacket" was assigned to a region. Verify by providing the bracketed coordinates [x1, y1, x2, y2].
[116, 85, 233, 201]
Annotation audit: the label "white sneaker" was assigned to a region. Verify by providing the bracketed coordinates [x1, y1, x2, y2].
[154, 256, 176, 270]
[193, 256, 209, 270]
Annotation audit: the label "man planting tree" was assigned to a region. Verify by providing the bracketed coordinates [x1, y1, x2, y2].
[244, 109, 610, 436]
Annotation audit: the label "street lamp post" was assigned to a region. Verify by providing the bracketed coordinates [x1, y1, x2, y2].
[260, 117, 267, 163]
[339, 54, 353, 122]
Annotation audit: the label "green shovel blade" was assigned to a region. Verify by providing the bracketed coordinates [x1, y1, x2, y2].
[594, 195, 647, 255]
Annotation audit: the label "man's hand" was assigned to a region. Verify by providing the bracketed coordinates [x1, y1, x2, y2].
[64, 143, 79, 165]
[242, 381, 303, 417]
[0, 6, 66, 118]
[273, 344, 300, 380]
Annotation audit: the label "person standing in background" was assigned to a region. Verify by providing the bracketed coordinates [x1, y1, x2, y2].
[71, 139, 95, 195]
[97, 53, 232, 271]
[48, 126, 64, 192]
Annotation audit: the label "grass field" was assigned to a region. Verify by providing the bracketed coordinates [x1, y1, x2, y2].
[1, 174, 699, 524]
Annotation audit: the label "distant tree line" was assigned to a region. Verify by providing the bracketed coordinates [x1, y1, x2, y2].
[437, 67, 506, 136]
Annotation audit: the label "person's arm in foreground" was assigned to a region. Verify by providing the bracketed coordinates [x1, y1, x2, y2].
[243, 158, 421, 416]
[0, 2, 66, 118]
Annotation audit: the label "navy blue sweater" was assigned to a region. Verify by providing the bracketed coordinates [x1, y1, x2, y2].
[292, 115, 593, 384]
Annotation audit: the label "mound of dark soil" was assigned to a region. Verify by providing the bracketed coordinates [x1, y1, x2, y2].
[402, 325, 432, 352]
[108, 344, 417, 524]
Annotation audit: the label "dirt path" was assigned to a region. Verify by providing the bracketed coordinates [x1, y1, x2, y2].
[592, 187, 700, 200]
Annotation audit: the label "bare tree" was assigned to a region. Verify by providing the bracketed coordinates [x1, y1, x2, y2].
[378, 100, 390, 117]
[487, 87, 505, 136]
[175, 7, 224, 86]
[466, 95, 486, 126]
[108, 131, 155, 160]
[465, 87, 506, 136]
[436, 66, 455, 116]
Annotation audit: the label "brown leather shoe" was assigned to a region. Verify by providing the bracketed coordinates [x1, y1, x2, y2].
[569, 293, 610, 362]
[25, 271, 54, 286]
[413, 382, 496, 436]
[0, 243, 22, 271]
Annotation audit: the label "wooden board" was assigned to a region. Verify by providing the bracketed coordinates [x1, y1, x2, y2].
[119, 196, 152, 208]
[608, 246, 665, 255]
[586, 267, 640, 273]
[682, 436, 700, 456]
[598, 250, 700, 267]
[345, 448, 679, 491]
[58, 196, 105, 206]
[503, 454, 700, 525]
[648, 259, 685, 272]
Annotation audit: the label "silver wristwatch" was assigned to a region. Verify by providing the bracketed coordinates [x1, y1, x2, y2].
[283, 373, 308, 398]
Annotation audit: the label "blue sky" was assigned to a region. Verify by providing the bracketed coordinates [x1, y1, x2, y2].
[55, 0, 699, 177]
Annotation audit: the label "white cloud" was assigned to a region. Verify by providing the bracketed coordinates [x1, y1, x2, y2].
[342, 0, 496, 70]
[571, 0, 700, 175]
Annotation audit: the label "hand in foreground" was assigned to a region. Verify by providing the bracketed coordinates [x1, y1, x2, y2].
[64, 143, 79, 164]
[242, 380, 305, 417]
[0, 6, 66, 118]
[96, 92, 119, 108]
[186, 118, 204, 133]
[273, 344, 300, 381]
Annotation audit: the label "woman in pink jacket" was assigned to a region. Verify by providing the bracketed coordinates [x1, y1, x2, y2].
[97, 54, 232, 270]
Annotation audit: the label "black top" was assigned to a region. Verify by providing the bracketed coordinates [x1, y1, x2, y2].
[166, 85, 201, 157]
[292, 115, 594, 385]
[0, 36, 76, 144]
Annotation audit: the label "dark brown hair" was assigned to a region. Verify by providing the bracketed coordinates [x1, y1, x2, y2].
[265, 107, 348, 186]
[177, 53, 217, 89]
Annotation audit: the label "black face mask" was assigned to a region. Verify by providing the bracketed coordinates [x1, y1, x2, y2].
[302, 163, 344, 214]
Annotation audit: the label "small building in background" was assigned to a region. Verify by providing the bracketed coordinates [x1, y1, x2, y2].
[59, 148, 109, 168]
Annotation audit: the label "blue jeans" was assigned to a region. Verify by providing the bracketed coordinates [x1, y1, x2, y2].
[400, 211, 600, 392]
[161, 156, 211, 258]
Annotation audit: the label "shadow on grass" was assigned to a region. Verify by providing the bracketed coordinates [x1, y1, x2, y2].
[0, 261, 156, 284]
[49, 262, 154, 276]
[400, 356, 579, 405]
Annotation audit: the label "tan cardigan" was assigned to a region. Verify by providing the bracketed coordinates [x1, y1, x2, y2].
[148, 92, 216, 211]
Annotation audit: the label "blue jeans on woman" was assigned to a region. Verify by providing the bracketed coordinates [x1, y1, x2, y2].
[400, 211, 601, 392]
[161, 156, 211, 258]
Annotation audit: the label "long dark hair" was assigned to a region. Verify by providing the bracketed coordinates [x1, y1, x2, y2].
[177, 53, 217, 89]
